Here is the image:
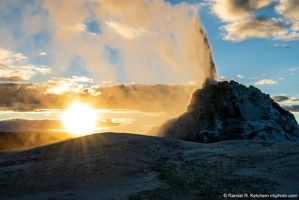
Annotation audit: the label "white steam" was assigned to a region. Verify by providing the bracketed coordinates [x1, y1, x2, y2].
[2, 0, 217, 85]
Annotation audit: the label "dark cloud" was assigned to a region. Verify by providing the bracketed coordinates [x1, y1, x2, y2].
[282, 105, 299, 112]
[272, 95, 299, 103]
[0, 118, 122, 133]
[0, 76, 25, 82]
[0, 83, 199, 114]
[211, 0, 299, 41]
[211, 0, 275, 22]
[0, 119, 63, 132]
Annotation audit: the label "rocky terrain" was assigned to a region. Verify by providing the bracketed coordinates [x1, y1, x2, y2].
[159, 80, 299, 143]
[0, 133, 298, 199]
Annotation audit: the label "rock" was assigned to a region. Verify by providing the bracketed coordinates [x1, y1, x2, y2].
[159, 80, 299, 142]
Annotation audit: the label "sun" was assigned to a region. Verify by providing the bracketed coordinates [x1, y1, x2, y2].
[61, 103, 98, 136]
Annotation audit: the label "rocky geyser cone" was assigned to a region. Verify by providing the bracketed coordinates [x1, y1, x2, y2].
[160, 80, 299, 142]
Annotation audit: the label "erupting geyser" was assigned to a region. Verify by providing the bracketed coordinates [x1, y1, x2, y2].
[156, 13, 299, 143]
[194, 13, 218, 83]
[192, 12, 218, 85]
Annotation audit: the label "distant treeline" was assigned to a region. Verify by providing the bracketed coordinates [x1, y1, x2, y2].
[0, 131, 72, 150]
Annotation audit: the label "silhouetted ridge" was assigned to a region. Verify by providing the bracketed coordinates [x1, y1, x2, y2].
[159, 80, 299, 142]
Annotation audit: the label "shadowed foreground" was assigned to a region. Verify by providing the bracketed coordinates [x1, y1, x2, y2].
[0, 133, 298, 199]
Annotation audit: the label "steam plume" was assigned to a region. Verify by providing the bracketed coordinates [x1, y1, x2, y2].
[192, 12, 218, 82]
[1, 0, 218, 86]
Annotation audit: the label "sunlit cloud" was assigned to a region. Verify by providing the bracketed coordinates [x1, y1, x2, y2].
[0, 49, 50, 81]
[43, 76, 94, 94]
[223, 18, 288, 41]
[39, 52, 47, 56]
[220, 76, 229, 81]
[274, 31, 299, 41]
[291, 22, 299, 32]
[254, 79, 277, 85]
[0, 48, 27, 65]
[111, 117, 135, 125]
[210, 0, 299, 41]
[275, 0, 299, 21]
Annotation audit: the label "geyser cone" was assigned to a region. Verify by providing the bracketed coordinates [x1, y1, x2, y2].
[158, 81, 299, 143]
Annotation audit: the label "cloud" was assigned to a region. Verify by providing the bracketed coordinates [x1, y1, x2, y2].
[0, 49, 50, 81]
[237, 74, 244, 79]
[0, 82, 198, 114]
[0, 48, 27, 64]
[223, 17, 288, 41]
[0, 119, 63, 132]
[287, 67, 298, 75]
[282, 104, 299, 113]
[272, 95, 299, 103]
[254, 79, 277, 85]
[0, 118, 123, 133]
[274, 31, 299, 41]
[43, 76, 94, 94]
[220, 76, 229, 81]
[288, 67, 298, 72]
[210, 0, 299, 41]
[267, 43, 291, 48]
[274, 44, 290, 48]
[275, 0, 299, 21]
[0, 76, 24, 82]
[211, 0, 274, 22]
[38, 52, 47, 56]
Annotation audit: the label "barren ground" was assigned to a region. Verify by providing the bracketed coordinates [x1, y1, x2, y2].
[0, 133, 298, 199]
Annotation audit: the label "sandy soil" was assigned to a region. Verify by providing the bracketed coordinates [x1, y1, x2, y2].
[0, 133, 298, 199]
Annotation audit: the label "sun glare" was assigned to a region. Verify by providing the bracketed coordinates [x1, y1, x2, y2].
[61, 103, 98, 136]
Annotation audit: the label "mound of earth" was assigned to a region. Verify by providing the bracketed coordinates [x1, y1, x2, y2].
[0, 133, 298, 199]
[158, 80, 299, 143]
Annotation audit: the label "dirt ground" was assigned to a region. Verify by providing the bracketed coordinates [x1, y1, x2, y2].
[0, 133, 298, 199]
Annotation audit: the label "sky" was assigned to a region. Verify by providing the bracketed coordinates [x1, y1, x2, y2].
[0, 0, 299, 124]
